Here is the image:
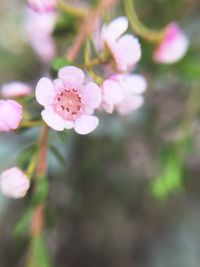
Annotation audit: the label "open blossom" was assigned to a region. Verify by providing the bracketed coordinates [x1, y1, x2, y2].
[115, 74, 147, 115]
[24, 8, 56, 63]
[153, 23, 189, 64]
[0, 100, 23, 132]
[0, 167, 30, 199]
[27, 0, 57, 12]
[36, 66, 102, 135]
[1, 81, 32, 98]
[101, 74, 147, 115]
[101, 16, 141, 72]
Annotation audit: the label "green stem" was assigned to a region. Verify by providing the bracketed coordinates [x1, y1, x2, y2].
[83, 51, 110, 68]
[20, 120, 43, 128]
[84, 40, 104, 85]
[24, 126, 49, 267]
[25, 152, 38, 179]
[57, 0, 89, 18]
[124, 0, 165, 43]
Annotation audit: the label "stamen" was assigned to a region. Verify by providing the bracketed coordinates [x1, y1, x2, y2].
[53, 88, 84, 120]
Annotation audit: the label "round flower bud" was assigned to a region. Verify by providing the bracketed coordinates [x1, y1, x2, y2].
[0, 167, 30, 199]
[1, 81, 32, 98]
[0, 99, 23, 132]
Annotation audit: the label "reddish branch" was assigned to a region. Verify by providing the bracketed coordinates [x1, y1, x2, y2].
[31, 125, 49, 237]
[67, 0, 118, 61]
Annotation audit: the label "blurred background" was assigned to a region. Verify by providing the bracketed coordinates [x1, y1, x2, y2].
[0, 0, 200, 266]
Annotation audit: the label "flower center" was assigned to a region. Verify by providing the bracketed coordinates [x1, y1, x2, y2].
[54, 89, 83, 120]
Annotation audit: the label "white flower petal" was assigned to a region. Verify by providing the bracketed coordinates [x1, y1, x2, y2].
[117, 34, 141, 68]
[58, 66, 85, 89]
[41, 109, 66, 131]
[35, 78, 55, 106]
[116, 95, 144, 115]
[102, 79, 125, 105]
[64, 120, 74, 129]
[124, 74, 147, 95]
[106, 16, 128, 40]
[82, 82, 102, 109]
[74, 115, 99, 135]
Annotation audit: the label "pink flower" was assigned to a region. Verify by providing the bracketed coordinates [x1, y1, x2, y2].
[1, 81, 32, 98]
[101, 74, 147, 115]
[101, 17, 141, 72]
[24, 8, 56, 63]
[27, 0, 57, 12]
[0, 167, 30, 199]
[115, 74, 147, 115]
[153, 23, 189, 64]
[0, 100, 23, 132]
[35, 66, 102, 135]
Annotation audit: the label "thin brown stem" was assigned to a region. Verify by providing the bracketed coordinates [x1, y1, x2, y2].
[66, 0, 117, 61]
[31, 125, 49, 238]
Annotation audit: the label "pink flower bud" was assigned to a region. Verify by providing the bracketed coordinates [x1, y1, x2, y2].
[24, 8, 56, 63]
[0, 100, 23, 132]
[0, 167, 30, 199]
[153, 23, 189, 64]
[27, 0, 57, 12]
[35, 66, 102, 134]
[1, 81, 32, 98]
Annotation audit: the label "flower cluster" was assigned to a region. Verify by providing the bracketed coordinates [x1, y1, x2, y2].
[0, 3, 189, 199]
[35, 17, 147, 135]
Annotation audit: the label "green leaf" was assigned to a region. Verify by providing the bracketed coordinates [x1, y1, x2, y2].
[151, 154, 183, 199]
[51, 57, 73, 72]
[17, 145, 38, 170]
[14, 208, 33, 238]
